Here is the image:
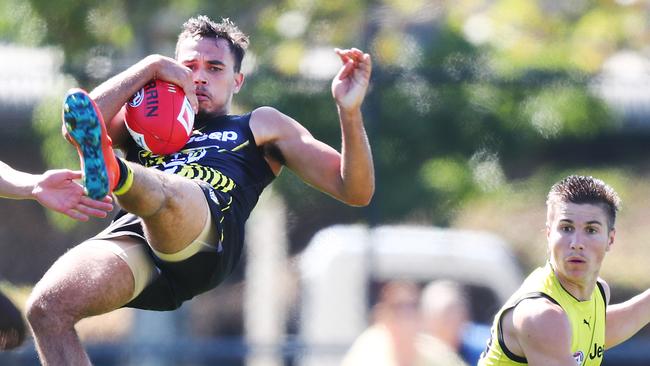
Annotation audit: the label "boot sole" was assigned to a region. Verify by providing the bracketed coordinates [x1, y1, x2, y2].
[63, 90, 109, 200]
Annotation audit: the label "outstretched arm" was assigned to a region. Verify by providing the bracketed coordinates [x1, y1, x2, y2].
[0, 161, 113, 221]
[251, 48, 374, 206]
[605, 287, 650, 348]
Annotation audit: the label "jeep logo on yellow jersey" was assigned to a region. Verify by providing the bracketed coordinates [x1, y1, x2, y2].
[188, 131, 238, 143]
[589, 342, 604, 360]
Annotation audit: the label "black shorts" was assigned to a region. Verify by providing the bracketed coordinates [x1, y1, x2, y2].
[93, 181, 244, 311]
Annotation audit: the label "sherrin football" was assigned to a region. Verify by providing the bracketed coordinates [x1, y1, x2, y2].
[124, 79, 194, 155]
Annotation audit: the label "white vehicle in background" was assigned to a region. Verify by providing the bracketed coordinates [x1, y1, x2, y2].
[297, 224, 524, 366]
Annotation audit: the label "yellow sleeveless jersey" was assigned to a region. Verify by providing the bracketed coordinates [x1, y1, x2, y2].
[478, 263, 606, 366]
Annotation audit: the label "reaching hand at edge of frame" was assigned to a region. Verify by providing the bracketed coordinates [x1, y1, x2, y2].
[332, 48, 372, 112]
[32, 170, 113, 221]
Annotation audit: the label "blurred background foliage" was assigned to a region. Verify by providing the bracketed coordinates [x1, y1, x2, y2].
[3, 0, 650, 287]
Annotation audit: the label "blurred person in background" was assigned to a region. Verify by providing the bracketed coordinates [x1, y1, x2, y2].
[416, 280, 469, 366]
[342, 281, 421, 366]
[25, 14, 374, 365]
[480, 175, 650, 365]
[0, 160, 113, 350]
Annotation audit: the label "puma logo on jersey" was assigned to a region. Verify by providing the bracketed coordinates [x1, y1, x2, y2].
[583, 319, 591, 329]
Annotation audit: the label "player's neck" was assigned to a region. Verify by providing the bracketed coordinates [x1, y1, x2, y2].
[554, 269, 597, 301]
[197, 109, 230, 122]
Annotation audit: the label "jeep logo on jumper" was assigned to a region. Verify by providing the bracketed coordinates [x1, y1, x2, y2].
[589, 343, 604, 360]
[188, 131, 239, 143]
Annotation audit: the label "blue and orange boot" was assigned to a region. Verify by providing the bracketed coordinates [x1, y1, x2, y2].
[62, 89, 121, 200]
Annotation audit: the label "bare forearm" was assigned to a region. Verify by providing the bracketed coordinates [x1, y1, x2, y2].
[339, 107, 374, 206]
[606, 289, 650, 348]
[0, 162, 37, 200]
[89, 56, 158, 123]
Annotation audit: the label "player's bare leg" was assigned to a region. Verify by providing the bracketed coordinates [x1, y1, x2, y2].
[39, 88, 209, 364]
[26, 239, 136, 365]
[114, 162, 209, 254]
[63, 88, 209, 254]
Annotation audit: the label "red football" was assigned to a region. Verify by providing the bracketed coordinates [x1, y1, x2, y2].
[124, 79, 194, 155]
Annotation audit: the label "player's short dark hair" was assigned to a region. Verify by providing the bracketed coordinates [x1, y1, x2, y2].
[176, 15, 249, 72]
[0, 290, 26, 350]
[546, 175, 621, 230]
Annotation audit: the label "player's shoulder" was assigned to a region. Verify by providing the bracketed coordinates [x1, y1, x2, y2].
[250, 106, 305, 145]
[511, 296, 570, 342]
[251, 106, 284, 121]
[596, 277, 611, 304]
[504, 296, 575, 363]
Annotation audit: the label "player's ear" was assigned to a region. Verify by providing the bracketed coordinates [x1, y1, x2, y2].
[233, 72, 244, 94]
[606, 228, 615, 251]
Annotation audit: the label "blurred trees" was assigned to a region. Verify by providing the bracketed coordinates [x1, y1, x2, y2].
[3, 0, 650, 253]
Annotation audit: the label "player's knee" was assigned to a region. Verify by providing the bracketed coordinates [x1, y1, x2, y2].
[26, 288, 73, 332]
[25, 293, 48, 329]
[159, 178, 198, 214]
[134, 175, 189, 218]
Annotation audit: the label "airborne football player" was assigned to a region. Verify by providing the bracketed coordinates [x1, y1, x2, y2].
[27, 15, 374, 365]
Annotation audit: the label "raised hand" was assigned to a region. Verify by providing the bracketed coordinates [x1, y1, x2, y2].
[331, 48, 372, 112]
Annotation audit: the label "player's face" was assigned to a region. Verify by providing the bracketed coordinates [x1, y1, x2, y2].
[177, 36, 244, 117]
[546, 202, 614, 291]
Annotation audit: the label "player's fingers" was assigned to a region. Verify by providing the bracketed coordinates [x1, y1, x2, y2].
[76, 204, 109, 219]
[356, 53, 372, 76]
[64, 208, 89, 222]
[337, 59, 355, 81]
[79, 196, 114, 212]
[179, 80, 199, 114]
[350, 48, 364, 57]
[363, 53, 372, 68]
[186, 91, 199, 115]
[335, 48, 352, 64]
[339, 48, 362, 63]
[177, 66, 199, 113]
[62, 170, 83, 180]
[155, 58, 198, 113]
